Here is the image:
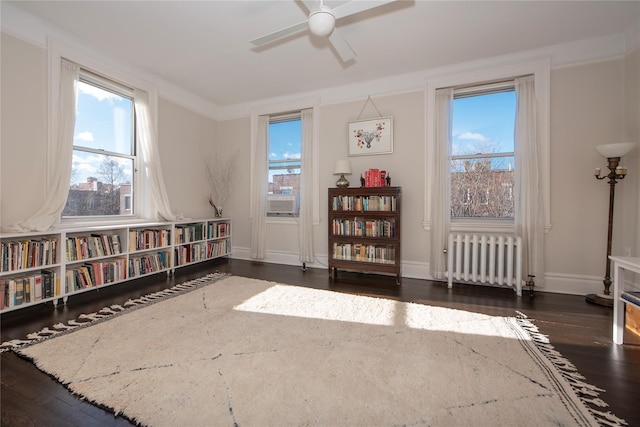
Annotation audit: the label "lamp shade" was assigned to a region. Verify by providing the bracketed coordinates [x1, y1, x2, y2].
[308, 7, 335, 37]
[595, 142, 636, 159]
[333, 159, 352, 175]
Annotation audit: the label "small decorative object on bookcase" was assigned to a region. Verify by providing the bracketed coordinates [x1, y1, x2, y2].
[333, 159, 352, 188]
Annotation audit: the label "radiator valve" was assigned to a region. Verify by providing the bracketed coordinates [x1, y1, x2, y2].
[525, 275, 535, 298]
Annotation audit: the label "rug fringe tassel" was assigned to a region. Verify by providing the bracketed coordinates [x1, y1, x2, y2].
[516, 314, 627, 426]
[590, 409, 629, 427]
[0, 272, 229, 353]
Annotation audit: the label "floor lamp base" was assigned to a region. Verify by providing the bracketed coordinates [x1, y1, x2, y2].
[585, 292, 614, 307]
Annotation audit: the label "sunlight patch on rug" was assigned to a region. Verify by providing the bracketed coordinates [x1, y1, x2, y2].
[235, 283, 522, 339]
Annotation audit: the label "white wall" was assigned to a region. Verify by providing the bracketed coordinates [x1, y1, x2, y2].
[626, 46, 640, 257]
[157, 97, 217, 219]
[1, 27, 638, 295]
[546, 59, 628, 293]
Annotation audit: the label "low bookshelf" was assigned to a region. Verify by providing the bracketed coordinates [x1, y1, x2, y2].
[328, 186, 401, 284]
[0, 218, 232, 313]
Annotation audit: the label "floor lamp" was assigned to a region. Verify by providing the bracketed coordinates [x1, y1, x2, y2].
[586, 142, 636, 307]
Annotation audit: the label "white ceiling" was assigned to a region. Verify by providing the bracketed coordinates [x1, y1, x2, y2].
[5, 1, 640, 109]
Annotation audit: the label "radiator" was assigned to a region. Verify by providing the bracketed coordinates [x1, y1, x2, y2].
[446, 233, 523, 296]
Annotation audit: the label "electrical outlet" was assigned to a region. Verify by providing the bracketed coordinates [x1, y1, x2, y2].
[624, 247, 632, 257]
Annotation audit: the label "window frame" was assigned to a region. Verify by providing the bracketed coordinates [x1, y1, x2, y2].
[250, 98, 321, 226]
[450, 83, 516, 222]
[63, 70, 138, 219]
[267, 112, 302, 218]
[424, 60, 551, 234]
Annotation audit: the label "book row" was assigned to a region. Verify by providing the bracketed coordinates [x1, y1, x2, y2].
[0, 270, 59, 309]
[210, 222, 231, 238]
[1, 238, 59, 272]
[331, 195, 397, 212]
[129, 229, 171, 252]
[331, 218, 397, 238]
[174, 240, 232, 266]
[174, 223, 207, 244]
[129, 252, 170, 277]
[66, 234, 123, 262]
[332, 243, 396, 264]
[65, 258, 127, 291]
[207, 240, 231, 258]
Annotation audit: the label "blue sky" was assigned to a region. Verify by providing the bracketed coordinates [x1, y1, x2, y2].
[71, 81, 133, 185]
[268, 120, 301, 183]
[269, 120, 301, 161]
[452, 91, 516, 156]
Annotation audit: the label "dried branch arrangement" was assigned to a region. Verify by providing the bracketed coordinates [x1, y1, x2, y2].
[207, 150, 239, 216]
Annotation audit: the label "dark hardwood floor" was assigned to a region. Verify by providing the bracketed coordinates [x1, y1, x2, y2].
[2, 258, 639, 426]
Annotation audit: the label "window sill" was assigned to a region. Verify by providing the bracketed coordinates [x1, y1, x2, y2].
[450, 219, 514, 234]
[266, 217, 299, 226]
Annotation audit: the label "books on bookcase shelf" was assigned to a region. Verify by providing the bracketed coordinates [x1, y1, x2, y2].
[174, 223, 207, 244]
[1, 237, 59, 272]
[128, 251, 170, 278]
[331, 218, 397, 238]
[65, 233, 123, 262]
[1, 270, 60, 309]
[129, 228, 171, 252]
[65, 258, 126, 291]
[328, 187, 401, 285]
[331, 194, 397, 212]
[0, 218, 232, 313]
[361, 168, 391, 188]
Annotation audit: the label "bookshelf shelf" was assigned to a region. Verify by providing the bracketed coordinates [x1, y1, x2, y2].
[0, 218, 232, 313]
[328, 187, 401, 284]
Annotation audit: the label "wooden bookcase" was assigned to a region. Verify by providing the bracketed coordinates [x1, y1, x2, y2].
[0, 218, 232, 313]
[328, 186, 401, 284]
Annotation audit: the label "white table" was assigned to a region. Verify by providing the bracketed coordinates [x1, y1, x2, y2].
[611, 256, 640, 344]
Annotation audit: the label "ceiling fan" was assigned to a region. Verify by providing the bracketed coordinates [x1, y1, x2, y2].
[250, 0, 397, 62]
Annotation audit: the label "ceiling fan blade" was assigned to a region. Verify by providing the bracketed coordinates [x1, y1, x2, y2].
[329, 30, 356, 62]
[250, 20, 309, 46]
[332, 0, 397, 20]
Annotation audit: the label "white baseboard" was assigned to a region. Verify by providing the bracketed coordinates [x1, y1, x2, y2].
[230, 248, 611, 296]
[231, 247, 430, 279]
[542, 272, 604, 295]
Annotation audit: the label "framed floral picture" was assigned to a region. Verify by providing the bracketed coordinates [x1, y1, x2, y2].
[348, 116, 393, 156]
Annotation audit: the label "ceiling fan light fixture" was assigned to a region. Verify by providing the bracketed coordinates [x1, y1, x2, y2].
[308, 6, 335, 37]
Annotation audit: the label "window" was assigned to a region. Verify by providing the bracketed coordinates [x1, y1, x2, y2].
[62, 72, 136, 218]
[450, 85, 515, 220]
[267, 113, 301, 217]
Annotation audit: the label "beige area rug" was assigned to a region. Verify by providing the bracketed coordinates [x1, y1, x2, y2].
[4, 274, 627, 427]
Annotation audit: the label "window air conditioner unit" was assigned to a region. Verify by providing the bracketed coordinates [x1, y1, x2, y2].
[267, 194, 298, 215]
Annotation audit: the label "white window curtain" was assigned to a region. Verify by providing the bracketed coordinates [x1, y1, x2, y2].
[514, 76, 545, 286]
[250, 115, 269, 259]
[134, 89, 182, 221]
[429, 88, 454, 279]
[298, 108, 315, 263]
[4, 59, 79, 232]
